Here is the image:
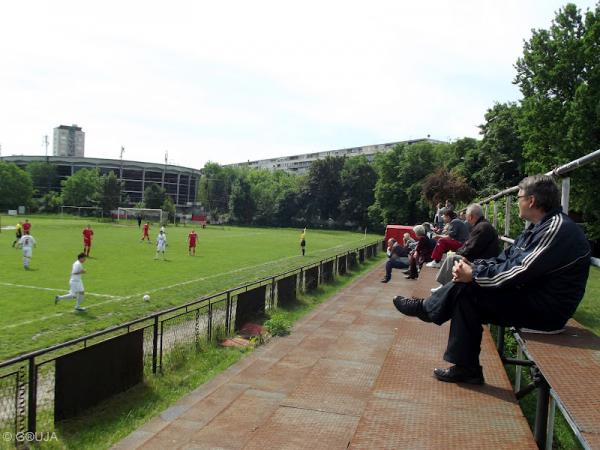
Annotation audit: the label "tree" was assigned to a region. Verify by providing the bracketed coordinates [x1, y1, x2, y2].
[98, 171, 123, 214]
[26, 162, 58, 195]
[144, 183, 166, 209]
[199, 163, 240, 215]
[371, 142, 442, 226]
[338, 156, 376, 227]
[61, 168, 100, 207]
[228, 176, 255, 223]
[0, 162, 33, 209]
[305, 157, 345, 221]
[34, 191, 62, 213]
[421, 168, 476, 208]
[162, 195, 176, 223]
[474, 103, 524, 193]
[514, 3, 600, 238]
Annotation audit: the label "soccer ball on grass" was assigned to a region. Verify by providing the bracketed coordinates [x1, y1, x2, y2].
[143, 294, 150, 302]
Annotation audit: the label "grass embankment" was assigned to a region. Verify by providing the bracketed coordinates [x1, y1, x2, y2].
[29, 253, 384, 449]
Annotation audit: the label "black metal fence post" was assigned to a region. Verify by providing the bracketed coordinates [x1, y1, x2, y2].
[534, 372, 550, 449]
[496, 325, 505, 356]
[225, 291, 231, 334]
[152, 315, 159, 374]
[27, 357, 36, 435]
[207, 301, 213, 341]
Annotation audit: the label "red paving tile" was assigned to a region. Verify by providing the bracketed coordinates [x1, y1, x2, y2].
[114, 261, 536, 450]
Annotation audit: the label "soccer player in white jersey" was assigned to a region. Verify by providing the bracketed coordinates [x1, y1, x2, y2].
[17, 231, 36, 269]
[55, 253, 87, 312]
[155, 230, 167, 260]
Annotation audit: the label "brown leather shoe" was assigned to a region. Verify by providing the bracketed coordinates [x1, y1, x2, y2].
[433, 365, 484, 385]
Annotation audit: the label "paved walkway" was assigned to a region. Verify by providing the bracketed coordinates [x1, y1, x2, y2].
[114, 262, 536, 449]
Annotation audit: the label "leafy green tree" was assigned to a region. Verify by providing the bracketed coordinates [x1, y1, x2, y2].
[162, 195, 176, 223]
[305, 157, 345, 221]
[338, 156, 376, 227]
[26, 162, 58, 195]
[0, 161, 33, 209]
[144, 183, 166, 209]
[34, 191, 62, 213]
[514, 2, 600, 238]
[61, 168, 100, 207]
[371, 142, 442, 226]
[474, 103, 524, 192]
[228, 176, 255, 223]
[98, 171, 123, 214]
[199, 163, 241, 215]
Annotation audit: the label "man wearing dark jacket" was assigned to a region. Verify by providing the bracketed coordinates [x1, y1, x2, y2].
[432, 204, 499, 288]
[381, 238, 409, 283]
[393, 175, 591, 384]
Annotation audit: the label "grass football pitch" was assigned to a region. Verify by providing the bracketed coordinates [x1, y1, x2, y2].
[0, 215, 381, 361]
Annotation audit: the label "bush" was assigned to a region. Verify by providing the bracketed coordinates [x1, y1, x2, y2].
[264, 314, 291, 336]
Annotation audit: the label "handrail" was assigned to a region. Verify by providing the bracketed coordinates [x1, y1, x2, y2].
[478, 148, 600, 205]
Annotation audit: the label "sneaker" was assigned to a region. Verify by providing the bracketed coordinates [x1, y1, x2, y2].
[425, 261, 441, 268]
[433, 365, 484, 385]
[520, 327, 565, 335]
[430, 285, 442, 293]
[75, 306, 87, 312]
[54, 296, 59, 305]
[402, 270, 411, 275]
[392, 296, 430, 322]
[380, 278, 390, 283]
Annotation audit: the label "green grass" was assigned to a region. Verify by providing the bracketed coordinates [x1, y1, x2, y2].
[14, 251, 384, 450]
[0, 215, 380, 361]
[574, 266, 600, 335]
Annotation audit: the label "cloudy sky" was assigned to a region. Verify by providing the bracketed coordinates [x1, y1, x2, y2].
[0, 1, 597, 169]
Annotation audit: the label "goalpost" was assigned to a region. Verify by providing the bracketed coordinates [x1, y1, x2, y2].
[117, 207, 164, 225]
[60, 205, 103, 219]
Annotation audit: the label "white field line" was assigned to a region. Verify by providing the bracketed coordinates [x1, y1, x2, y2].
[0, 282, 120, 298]
[4, 238, 371, 330]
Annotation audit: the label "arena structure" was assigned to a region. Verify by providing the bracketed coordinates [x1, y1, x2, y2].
[1, 155, 201, 207]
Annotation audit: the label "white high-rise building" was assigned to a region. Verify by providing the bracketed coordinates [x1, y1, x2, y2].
[53, 124, 85, 157]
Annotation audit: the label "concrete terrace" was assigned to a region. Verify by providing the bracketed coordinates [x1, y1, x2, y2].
[114, 262, 536, 449]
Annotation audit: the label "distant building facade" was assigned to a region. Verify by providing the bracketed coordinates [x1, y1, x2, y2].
[53, 125, 85, 157]
[226, 138, 444, 174]
[0, 155, 200, 207]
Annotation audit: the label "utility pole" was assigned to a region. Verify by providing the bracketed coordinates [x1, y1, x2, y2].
[162, 150, 168, 187]
[120, 146, 125, 179]
[43, 135, 49, 162]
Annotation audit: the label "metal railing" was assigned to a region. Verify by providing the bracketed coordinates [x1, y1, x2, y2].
[477, 149, 600, 450]
[0, 240, 381, 441]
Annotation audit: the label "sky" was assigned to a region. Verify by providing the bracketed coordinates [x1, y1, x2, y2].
[0, 1, 597, 169]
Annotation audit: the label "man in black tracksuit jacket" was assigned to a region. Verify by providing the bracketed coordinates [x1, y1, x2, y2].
[393, 175, 591, 384]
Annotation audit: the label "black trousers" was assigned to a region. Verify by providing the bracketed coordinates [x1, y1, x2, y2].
[385, 258, 408, 279]
[422, 282, 568, 367]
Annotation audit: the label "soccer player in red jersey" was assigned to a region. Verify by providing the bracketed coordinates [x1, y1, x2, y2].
[188, 230, 198, 255]
[22, 219, 31, 234]
[82, 224, 94, 256]
[141, 222, 151, 243]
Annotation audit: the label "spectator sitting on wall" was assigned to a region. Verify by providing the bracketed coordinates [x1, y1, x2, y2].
[381, 238, 409, 283]
[405, 225, 436, 280]
[426, 208, 470, 268]
[431, 204, 500, 292]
